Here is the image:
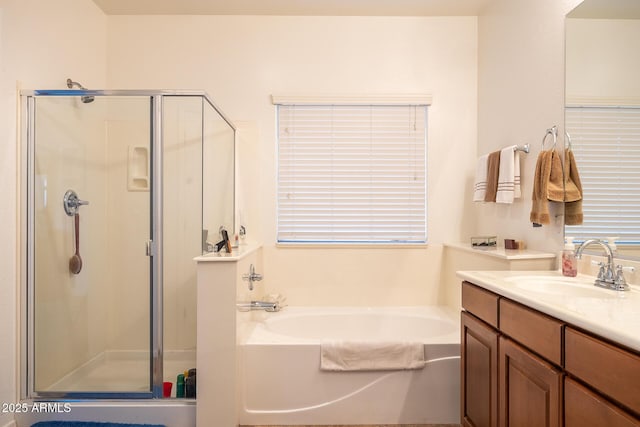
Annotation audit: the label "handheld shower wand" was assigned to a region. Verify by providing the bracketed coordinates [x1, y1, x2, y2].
[66, 78, 95, 103]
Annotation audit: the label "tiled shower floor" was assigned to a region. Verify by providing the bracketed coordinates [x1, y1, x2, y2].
[45, 350, 195, 395]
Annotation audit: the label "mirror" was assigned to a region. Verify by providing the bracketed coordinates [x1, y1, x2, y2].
[565, 0, 640, 259]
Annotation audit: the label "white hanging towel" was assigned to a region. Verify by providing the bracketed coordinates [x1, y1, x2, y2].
[320, 340, 426, 371]
[473, 153, 489, 202]
[496, 145, 521, 203]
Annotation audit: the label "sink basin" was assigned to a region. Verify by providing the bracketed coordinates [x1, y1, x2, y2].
[503, 275, 620, 298]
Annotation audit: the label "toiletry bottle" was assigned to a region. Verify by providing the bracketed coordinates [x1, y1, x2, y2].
[185, 368, 197, 398]
[562, 237, 577, 277]
[606, 236, 619, 255]
[176, 374, 185, 398]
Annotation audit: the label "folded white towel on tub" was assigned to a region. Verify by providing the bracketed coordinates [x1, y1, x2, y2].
[320, 340, 426, 371]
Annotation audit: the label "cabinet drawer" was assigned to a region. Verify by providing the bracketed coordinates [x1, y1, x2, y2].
[565, 377, 640, 427]
[462, 282, 499, 328]
[565, 327, 640, 415]
[499, 299, 563, 366]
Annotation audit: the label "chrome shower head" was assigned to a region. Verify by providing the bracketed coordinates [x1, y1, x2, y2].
[66, 78, 95, 103]
[66, 78, 87, 90]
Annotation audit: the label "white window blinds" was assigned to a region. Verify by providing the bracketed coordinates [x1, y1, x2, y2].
[276, 103, 428, 244]
[565, 105, 640, 243]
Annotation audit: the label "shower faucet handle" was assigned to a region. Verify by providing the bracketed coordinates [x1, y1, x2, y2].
[63, 189, 90, 216]
[242, 264, 263, 291]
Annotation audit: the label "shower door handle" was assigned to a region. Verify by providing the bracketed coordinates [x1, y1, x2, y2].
[146, 240, 157, 257]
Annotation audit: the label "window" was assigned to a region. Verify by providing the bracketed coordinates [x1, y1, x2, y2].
[275, 99, 428, 244]
[565, 105, 640, 244]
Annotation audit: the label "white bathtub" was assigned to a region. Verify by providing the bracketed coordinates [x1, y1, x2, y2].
[239, 306, 460, 425]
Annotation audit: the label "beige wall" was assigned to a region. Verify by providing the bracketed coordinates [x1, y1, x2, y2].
[566, 19, 640, 100]
[107, 15, 479, 306]
[475, 0, 582, 254]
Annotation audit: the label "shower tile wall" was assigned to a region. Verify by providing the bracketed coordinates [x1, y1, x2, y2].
[104, 100, 151, 352]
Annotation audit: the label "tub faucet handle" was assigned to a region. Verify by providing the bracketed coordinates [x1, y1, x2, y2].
[242, 264, 263, 291]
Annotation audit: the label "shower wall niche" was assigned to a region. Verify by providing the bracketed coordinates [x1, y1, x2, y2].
[21, 91, 235, 398]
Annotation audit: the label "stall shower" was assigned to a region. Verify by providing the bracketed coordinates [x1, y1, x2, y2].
[19, 86, 235, 402]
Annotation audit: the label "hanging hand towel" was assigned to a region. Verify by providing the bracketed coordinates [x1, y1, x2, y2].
[484, 151, 501, 202]
[473, 153, 489, 202]
[530, 150, 553, 225]
[546, 150, 565, 203]
[529, 150, 565, 226]
[496, 145, 521, 203]
[320, 340, 426, 371]
[564, 148, 584, 225]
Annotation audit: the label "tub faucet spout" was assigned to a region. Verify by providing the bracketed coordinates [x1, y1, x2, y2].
[236, 300, 282, 312]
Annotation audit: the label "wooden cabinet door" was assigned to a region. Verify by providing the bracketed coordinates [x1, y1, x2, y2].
[565, 377, 640, 427]
[461, 311, 499, 427]
[499, 336, 562, 427]
[565, 327, 640, 415]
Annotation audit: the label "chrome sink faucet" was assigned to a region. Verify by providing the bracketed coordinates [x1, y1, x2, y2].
[575, 239, 629, 291]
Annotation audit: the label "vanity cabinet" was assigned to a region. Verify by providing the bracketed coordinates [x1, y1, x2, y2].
[461, 281, 640, 427]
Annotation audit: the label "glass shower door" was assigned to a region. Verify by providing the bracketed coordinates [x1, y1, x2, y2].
[29, 95, 154, 397]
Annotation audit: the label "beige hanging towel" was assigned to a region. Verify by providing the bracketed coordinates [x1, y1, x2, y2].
[564, 148, 584, 225]
[530, 150, 554, 225]
[530, 150, 550, 225]
[546, 150, 565, 202]
[484, 150, 501, 202]
[531, 149, 583, 226]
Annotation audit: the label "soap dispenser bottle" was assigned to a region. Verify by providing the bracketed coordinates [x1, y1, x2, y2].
[562, 237, 577, 277]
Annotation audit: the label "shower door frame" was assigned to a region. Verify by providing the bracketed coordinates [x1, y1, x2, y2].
[20, 90, 235, 400]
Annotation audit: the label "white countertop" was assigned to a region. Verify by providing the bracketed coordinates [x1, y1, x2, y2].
[457, 270, 640, 353]
[445, 242, 556, 260]
[193, 242, 261, 262]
